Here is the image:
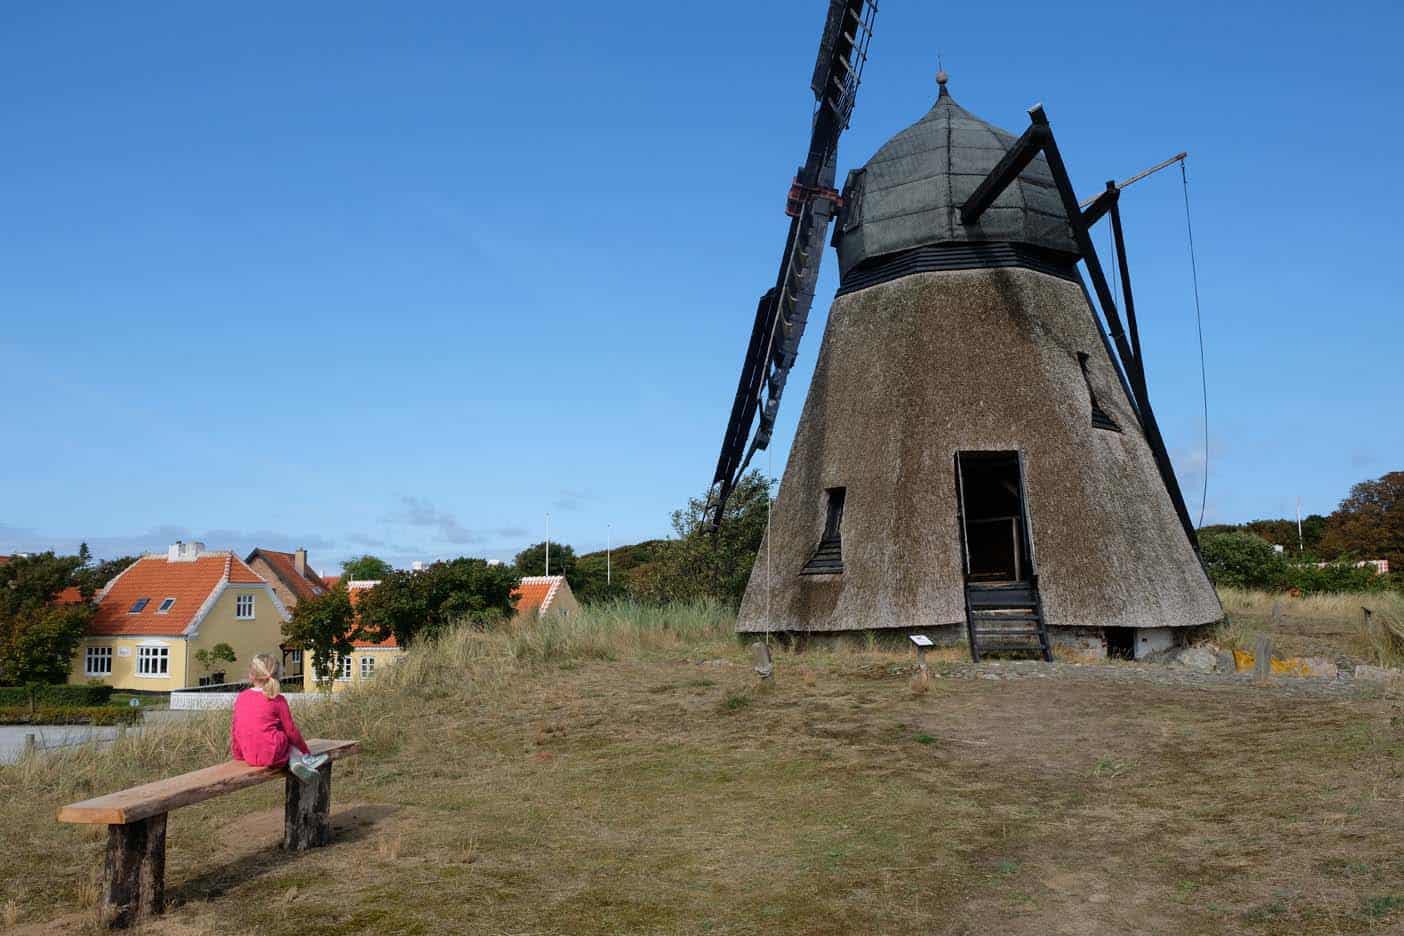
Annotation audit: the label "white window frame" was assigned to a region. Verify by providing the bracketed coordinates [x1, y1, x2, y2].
[338, 655, 353, 681]
[156, 597, 176, 614]
[85, 645, 113, 676]
[235, 593, 255, 619]
[290, 649, 303, 665]
[137, 645, 170, 678]
[360, 655, 375, 678]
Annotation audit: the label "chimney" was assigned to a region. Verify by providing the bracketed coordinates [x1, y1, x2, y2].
[167, 541, 204, 562]
[294, 548, 307, 576]
[411, 560, 425, 572]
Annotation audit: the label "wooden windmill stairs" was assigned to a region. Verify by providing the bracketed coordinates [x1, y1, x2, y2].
[965, 580, 1053, 662]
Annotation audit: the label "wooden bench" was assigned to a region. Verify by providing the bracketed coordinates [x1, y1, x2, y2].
[58, 738, 359, 928]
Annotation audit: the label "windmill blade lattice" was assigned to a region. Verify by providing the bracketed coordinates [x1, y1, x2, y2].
[708, 0, 876, 529]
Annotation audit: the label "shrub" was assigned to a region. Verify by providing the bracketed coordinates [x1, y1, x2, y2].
[0, 705, 139, 726]
[1200, 531, 1287, 589]
[1285, 561, 1390, 595]
[0, 684, 114, 707]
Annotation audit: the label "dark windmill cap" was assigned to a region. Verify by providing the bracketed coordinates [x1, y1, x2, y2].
[835, 72, 1078, 280]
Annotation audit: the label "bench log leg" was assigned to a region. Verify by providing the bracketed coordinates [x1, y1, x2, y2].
[102, 813, 166, 928]
[283, 762, 332, 850]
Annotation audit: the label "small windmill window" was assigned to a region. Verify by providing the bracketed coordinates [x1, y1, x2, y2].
[1077, 352, 1121, 432]
[801, 487, 846, 575]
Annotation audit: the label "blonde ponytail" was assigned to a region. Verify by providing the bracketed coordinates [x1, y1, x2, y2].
[249, 653, 281, 700]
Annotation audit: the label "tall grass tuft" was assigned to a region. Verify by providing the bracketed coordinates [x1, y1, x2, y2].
[1216, 587, 1404, 667]
[503, 599, 735, 664]
[0, 601, 735, 800]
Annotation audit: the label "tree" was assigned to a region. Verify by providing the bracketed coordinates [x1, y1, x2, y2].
[513, 542, 577, 580]
[341, 554, 393, 581]
[0, 551, 97, 684]
[193, 642, 237, 683]
[71, 553, 139, 597]
[356, 558, 519, 646]
[1320, 471, 1403, 572]
[0, 605, 91, 685]
[571, 554, 629, 604]
[282, 587, 358, 688]
[1199, 531, 1288, 590]
[633, 470, 773, 605]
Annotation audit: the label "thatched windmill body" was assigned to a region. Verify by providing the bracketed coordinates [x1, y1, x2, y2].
[708, 3, 1220, 659]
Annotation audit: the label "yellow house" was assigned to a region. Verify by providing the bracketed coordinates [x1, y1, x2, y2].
[302, 579, 407, 693]
[69, 541, 290, 692]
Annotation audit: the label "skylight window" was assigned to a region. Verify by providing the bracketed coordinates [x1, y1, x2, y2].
[156, 597, 176, 614]
[129, 598, 151, 614]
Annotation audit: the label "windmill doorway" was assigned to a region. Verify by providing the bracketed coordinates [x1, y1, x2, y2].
[956, 451, 1052, 662]
[955, 452, 1032, 584]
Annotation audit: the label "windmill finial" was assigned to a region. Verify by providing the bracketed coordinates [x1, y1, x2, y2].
[936, 58, 950, 97]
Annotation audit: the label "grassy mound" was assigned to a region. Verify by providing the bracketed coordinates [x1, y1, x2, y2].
[1, 599, 1400, 934]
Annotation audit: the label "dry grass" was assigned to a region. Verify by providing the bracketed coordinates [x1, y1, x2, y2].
[1216, 588, 1404, 667]
[1, 600, 1401, 935]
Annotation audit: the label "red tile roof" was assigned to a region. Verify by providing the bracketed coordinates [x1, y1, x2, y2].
[90, 552, 268, 637]
[56, 586, 85, 605]
[244, 549, 327, 602]
[512, 576, 564, 618]
[322, 575, 341, 590]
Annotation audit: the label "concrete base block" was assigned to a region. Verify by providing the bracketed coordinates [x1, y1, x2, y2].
[1133, 627, 1176, 660]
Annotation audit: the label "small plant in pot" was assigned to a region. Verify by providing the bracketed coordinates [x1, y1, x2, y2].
[194, 643, 237, 686]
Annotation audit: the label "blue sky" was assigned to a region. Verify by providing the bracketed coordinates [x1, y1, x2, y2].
[2, 1, 1400, 573]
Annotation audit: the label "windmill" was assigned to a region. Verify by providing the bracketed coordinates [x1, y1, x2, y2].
[707, 8, 1220, 661]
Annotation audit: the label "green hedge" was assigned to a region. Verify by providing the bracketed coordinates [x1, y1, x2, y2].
[0, 705, 141, 726]
[0, 684, 116, 707]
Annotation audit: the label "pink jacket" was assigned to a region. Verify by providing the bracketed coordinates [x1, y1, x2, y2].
[230, 688, 310, 767]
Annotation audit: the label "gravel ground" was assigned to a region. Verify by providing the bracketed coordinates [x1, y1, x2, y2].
[926, 657, 1374, 699]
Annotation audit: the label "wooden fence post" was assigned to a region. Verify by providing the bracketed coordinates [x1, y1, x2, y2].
[102, 814, 167, 928]
[284, 764, 332, 851]
[1254, 634, 1273, 684]
[752, 642, 774, 682]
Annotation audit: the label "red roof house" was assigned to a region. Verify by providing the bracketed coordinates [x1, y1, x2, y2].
[71, 541, 289, 690]
[511, 575, 580, 621]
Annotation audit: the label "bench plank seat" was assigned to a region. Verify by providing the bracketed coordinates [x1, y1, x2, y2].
[58, 739, 358, 826]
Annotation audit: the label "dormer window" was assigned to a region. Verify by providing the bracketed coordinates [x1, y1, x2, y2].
[128, 598, 150, 614]
[1077, 352, 1122, 432]
[801, 487, 846, 575]
[156, 597, 176, 614]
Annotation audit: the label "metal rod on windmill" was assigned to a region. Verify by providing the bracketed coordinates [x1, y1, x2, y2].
[1077, 151, 1188, 210]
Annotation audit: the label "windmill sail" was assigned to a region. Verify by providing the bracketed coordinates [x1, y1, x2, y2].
[707, 0, 876, 528]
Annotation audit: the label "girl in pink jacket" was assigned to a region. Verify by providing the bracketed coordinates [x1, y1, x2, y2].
[231, 653, 326, 782]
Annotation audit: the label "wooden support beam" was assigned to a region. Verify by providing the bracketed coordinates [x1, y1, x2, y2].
[1109, 193, 1149, 409]
[1037, 112, 1200, 552]
[1079, 185, 1119, 229]
[102, 813, 166, 928]
[284, 763, 332, 851]
[959, 115, 1049, 226]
